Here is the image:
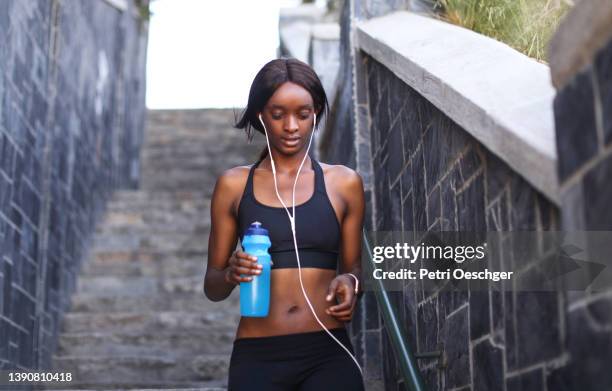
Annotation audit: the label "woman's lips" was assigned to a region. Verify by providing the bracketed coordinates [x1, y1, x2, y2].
[281, 137, 300, 147]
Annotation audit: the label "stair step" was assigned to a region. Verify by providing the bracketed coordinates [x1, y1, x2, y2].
[57, 328, 235, 356]
[140, 158, 218, 170]
[94, 222, 211, 236]
[101, 198, 209, 219]
[79, 251, 208, 278]
[99, 204, 210, 221]
[59, 311, 238, 334]
[69, 291, 240, 313]
[76, 276, 156, 296]
[41, 388, 225, 391]
[95, 212, 210, 231]
[108, 189, 209, 206]
[141, 145, 241, 159]
[80, 256, 206, 278]
[38, 379, 227, 390]
[139, 178, 219, 193]
[75, 275, 209, 297]
[91, 232, 208, 253]
[87, 248, 207, 264]
[50, 354, 230, 384]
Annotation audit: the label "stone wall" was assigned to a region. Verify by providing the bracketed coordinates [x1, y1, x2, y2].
[0, 0, 148, 371]
[318, 0, 356, 169]
[324, 1, 612, 391]
[364, 54, 564, 391]
[545, 2, 612, 389]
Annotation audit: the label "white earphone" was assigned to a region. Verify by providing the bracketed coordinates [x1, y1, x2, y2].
[257, 111, 363, 376]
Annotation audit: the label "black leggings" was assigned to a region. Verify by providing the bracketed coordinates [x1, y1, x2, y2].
[228, 327, 365, 390]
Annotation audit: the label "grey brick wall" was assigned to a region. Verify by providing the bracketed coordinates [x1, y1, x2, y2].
[307, 0, 612, 389]
[547, 33, 612, 391]
[336, 32, 612, 391]
[0, 0, 148, 371]
[357, 55, 567, 391]
[555, 37, 612, 230]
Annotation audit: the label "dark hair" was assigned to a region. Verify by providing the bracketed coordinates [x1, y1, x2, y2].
[233, 57, 329, 162]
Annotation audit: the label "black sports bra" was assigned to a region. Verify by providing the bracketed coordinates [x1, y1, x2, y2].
[237, 157, 341, 270]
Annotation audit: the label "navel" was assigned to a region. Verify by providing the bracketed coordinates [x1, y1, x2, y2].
[287, 305, 300, 313]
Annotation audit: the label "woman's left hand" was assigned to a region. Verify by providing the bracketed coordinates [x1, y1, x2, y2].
[325, 274, 357, 322]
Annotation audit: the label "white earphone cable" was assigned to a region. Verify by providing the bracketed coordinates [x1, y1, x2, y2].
[258, 112, 363, 376]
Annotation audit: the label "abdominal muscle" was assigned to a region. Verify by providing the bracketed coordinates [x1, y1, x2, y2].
[234, 267, 346, 339]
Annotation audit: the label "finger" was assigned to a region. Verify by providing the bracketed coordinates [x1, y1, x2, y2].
[237, 257, 260, 269]
[328, 296, 353, 312]
[326, 310, 352, 321]
[237, 251, 258, 263]
[329, 308, 353, 317]
[234, 265, 261, 275]
[236, 250, 252, 259]
[332, 311, 352, 320]
[231, 272, 254, 283]
[327, 302, 350, 314]
[326, 279, 338, 301]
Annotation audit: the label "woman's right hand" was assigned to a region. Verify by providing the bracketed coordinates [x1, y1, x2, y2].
[224, 250, 272, 286]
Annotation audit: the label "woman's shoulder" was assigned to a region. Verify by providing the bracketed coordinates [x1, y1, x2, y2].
[219, 163, 253, 177]
[214, 164, 254, 196]
[319, 162, 364, 193]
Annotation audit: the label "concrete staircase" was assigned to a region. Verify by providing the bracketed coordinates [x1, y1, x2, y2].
[45, 109, 265, 391]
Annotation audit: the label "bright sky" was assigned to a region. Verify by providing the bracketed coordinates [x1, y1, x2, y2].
[146, 0, 325, 109]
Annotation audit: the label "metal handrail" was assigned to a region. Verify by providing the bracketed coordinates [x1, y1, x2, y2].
[361, 229, 427, 391]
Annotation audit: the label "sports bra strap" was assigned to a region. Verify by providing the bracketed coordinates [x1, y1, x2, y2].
[245, 156, 325, 197]
[312, 159, 327, 195]
[243, 159, 259, 197]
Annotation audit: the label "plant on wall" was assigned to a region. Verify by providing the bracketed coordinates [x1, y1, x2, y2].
[433, 0, 573, 62]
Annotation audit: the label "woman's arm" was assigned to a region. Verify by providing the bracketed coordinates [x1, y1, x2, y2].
[326, 167, 366, 321]
[338, 167, 366, 298]
[203, 169, 241, 302]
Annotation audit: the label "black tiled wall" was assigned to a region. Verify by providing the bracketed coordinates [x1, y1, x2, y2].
[354, 54, 578, 391]
[0, 0, 147, 371]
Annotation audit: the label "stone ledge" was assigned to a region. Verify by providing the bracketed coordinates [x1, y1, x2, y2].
[548, 0, 612, 90]
[279, 4, 327, 63]
[280, 21, 312, 63]
[355, 11, 560, 205]
[279, 4, 327, 27]
[312, 23, 340, 41]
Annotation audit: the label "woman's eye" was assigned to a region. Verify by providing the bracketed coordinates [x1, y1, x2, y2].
[270, 113, 309, 120]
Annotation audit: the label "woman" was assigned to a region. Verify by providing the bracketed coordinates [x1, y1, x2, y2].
[204, 58, 366, 390]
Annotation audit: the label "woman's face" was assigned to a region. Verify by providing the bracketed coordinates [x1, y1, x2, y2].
[258, 81, 316, 156]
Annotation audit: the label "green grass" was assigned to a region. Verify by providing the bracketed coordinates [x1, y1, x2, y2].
[432, 0, 573, 62]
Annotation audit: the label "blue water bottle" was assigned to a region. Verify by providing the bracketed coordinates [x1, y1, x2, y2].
[240, 221, 272, 317]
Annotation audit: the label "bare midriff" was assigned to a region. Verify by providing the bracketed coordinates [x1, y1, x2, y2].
[235, 267, 346, 339]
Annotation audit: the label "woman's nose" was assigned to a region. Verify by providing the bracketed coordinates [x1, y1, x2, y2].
[284, 115, 299, 132]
